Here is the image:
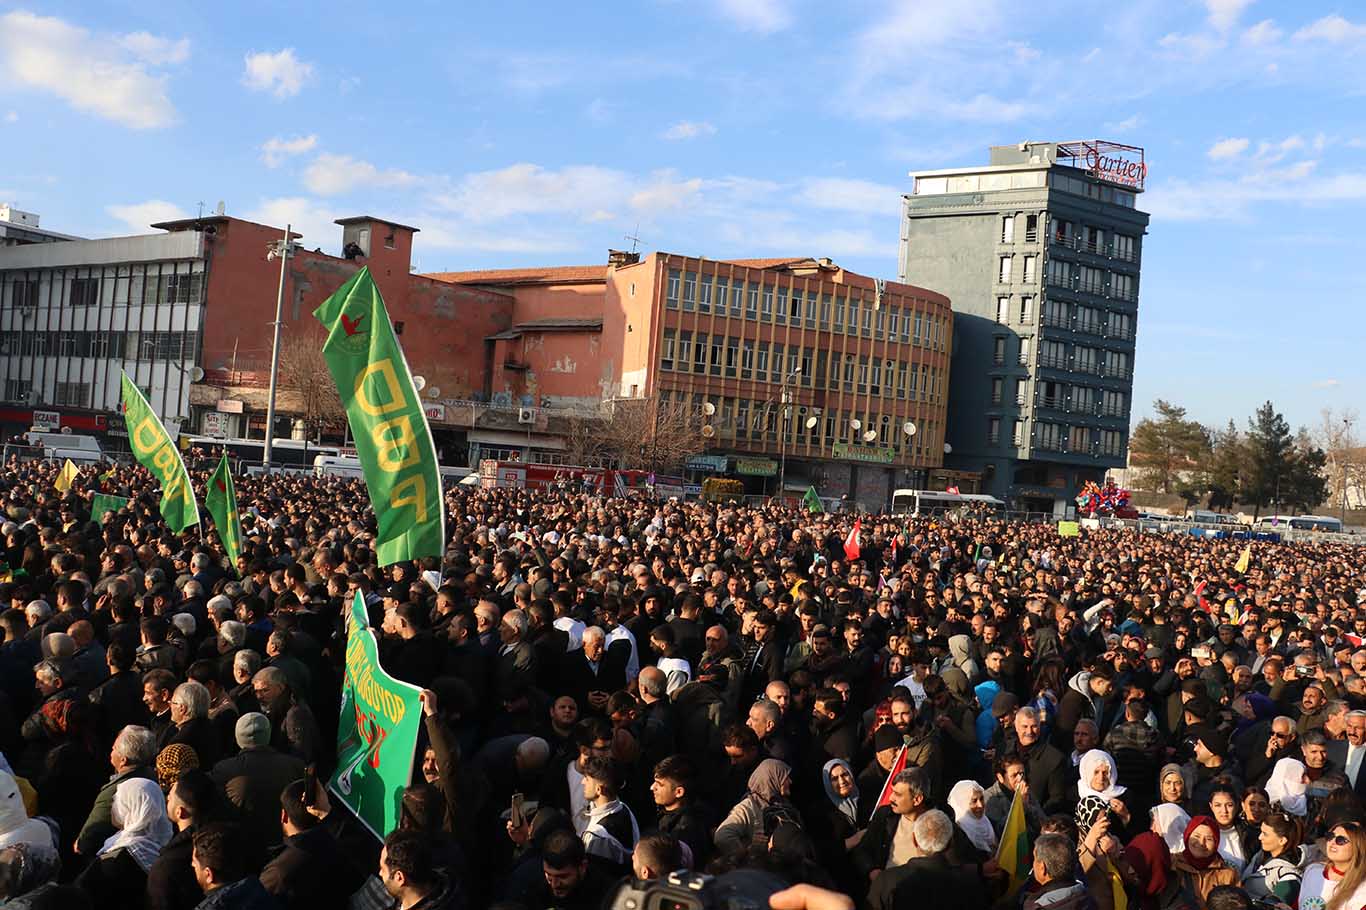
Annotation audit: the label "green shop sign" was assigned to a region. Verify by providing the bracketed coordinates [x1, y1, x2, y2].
[832, 442, 895, 464]
[735, 457, 778, 477]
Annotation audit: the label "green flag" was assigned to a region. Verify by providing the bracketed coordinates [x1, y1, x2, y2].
[120, 372, 199, 533]
[206, 453, 242, 569]
[91, 493, 129, 524]
[802, 486, 824, 513]
[330, 591, 423, 838]
[313, 268, 444, 566]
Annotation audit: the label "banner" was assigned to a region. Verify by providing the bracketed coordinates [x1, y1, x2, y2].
[313, 268, 444, 566]
[120, 372, 199, 533]
[206, 453, 242, 569]
[329, 591, 423, 838]
[995, 785, 1031, 896]
[91, 494, 129, 523]
[1058, 521, 1080, 538]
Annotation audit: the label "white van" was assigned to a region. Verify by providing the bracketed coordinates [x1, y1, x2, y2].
[314, 455, 366, 479]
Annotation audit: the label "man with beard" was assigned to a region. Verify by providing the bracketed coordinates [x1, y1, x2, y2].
[251, 666, 320, 765]
[811, 687, 859, 777]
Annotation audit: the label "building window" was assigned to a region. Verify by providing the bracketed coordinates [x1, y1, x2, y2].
[724, 338, 737, 377]
[761, 285, 774, 319]
[887, 308, 898, 337]
[54, 382, 88, 408]
[1039, 379, 1064, 408]
[1019, 296, 1034, 323]
[991, 377, 1003, 405]
[1073, 385, 1096, 414]
[1014, 378, 1027, 405]
[729, 281, 743, 316]
[1082, 225, 1104, 254]
[1001, 215, 1015, 243]
[3, 379, 31, 403]
[1108, 312, 1133, 340]
[774, 288, 788, 325]
[1102, 389, 1126, 417]
[1041, 299, 1067, 328]
[988, 417, 1001, 444]
[802, 348, 814, 384]
[996, 296, 1010, 324]
[1040, 340, 1067, 369]
[158, 272, 202, 305]
[1052, 218, 1073, 245]
[1100, 429, 1126, 457]
[741, 340, 754, 378]
[1078, 266, 1105, 295]
[1012, 419, 1025, 446]
[698, 276, 712, 313]
[1023, 255, 1036, 283]
[1018, 336, 1031, 365]
[861, 303, 873, 337]
[913, 312, 923, 345]
[998, 256, 1012, 283]
[746, 283, 759, 318]
[757, 343, 769, 377]
[70, 276, 100, 307]
[1074, 345, 1098, 373]
[1046, 258, 1071, 286]
[11, 278, 41, 309]
[1076, 305, 1103, 335]
[1104, 350, 1130, 378]
[661, 330, 675, 370]
[1037, 422, 1064, 451]
[1113, 234, 1136, 262]
[1024, 214, 1039, 242]
[1112, 273, 1136, 302]
[1069, 425, 1090, 451]
[847, 300, 859, 332]
[677, 331, 692, 368]
[993, 336, 1006, 365]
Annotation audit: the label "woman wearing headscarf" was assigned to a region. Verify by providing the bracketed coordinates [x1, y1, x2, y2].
[1075, 796, 1138, 910]
[1157, 764, 1193, 815]
[806, 760, 862, 894]
[1123, 832, 1183, 910]
[714, 759, 800, 856]
[0, 842, 61, 906]
[75, 777, 174, 908]
[1149, 803, 1191, 856]
[1077, 750, 1132, 832]
[947, 780, 996, 858]
[1171, 815, 1238, 906]
[0, 771, 55, 862]
[1264, 756, 1308, 817]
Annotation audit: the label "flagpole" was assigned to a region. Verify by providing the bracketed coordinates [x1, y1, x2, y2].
[262, 223, 291, 472]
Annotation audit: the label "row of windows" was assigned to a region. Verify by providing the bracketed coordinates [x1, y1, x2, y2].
[660, 329, 945, 404]
[995, 296, 1133, 340]
[1039, 259, 1138, 301]
[1, 271, 204, 309]
[664, 270, 947, 351]
[990, 378, 1127, 417]
[991, 335, 1132, 378]
[1, 379, 116, 409]
[661, 390, 938, 459]
[1048, 218, 1139, 262]
[987, 417, 1125, 456]
[1049, 172, 1138, 209]
[0, 330, 199, 361]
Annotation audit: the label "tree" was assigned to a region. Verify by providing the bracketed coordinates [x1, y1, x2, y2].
[1282, 429, 1329, 513]
[560, 412, 611, 468]
[279, 326, 344, 442]
[1314, 407, 1364, 512]
[599, 395, 706, 473]
[1128, 399, 1211, 493]
[1203, 420, 1246, 511]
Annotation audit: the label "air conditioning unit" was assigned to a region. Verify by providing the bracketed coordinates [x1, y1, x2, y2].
[517, 407, 535, 424]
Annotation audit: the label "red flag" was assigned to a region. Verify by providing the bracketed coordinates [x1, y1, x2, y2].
[1345, 633, 1364, 649]
[844, 519, 862, 562]
[947, 485, 960, 495]
[889, 534, 898, 566]
[876, 744, 909, 807]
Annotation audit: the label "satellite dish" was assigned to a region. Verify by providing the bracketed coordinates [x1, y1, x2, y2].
[60, 426, 72, 434]
[804, 416, 818, 429]
[701, 425, 716, 438]
[863, 430, 877, 443]
[850, 419, 862, 431]
[903, 421, 917, 437]
[427, 387, 440, 398]
[189, 366, 205, 382]
[703, 402, 716, 416]
[413, 375, 427, 392]
[944, 442, 953, 454]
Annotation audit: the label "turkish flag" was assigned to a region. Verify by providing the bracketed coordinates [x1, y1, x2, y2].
[844, 519, 861, 562]
[947, 485, 960, 495]
[876, 743, 909, 807]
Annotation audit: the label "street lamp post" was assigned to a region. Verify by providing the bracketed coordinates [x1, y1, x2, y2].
[1342, 416, 1352, 524]
[775, 367, 801, 502]
[262, 224, 291, 472]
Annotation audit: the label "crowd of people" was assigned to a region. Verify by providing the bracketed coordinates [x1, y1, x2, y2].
[0, 453, 1364, 910]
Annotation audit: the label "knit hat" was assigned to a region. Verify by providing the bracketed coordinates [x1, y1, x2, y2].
[1189, 724, 1228, 758]
[874, 724, 904, 753]
[235, 712, 271, 749]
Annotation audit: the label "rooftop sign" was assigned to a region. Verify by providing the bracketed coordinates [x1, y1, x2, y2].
[1055, 141, 1147, 192]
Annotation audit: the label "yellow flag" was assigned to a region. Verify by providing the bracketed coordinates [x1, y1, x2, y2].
[1234, 544, 1252, 574]
[53, 459, 79, 493]
[995, 785, 1031, 895]
[1108, 861, 1128, 910]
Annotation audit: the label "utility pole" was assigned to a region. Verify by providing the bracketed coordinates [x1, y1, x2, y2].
[1342, 416, 1351, 524]
[776, 367, 801, 503]
[262, 224, 291, 471]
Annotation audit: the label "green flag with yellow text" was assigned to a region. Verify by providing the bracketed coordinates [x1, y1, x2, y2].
[802, 486, 823, 513]
[330, 590, 423, 837]
[206, 453, 242, 569]
[313, 268, 445, 566]
[120, 372, 199, 533]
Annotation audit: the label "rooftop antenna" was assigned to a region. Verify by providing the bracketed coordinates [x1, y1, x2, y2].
[196, 201, 205, 219]
[625, 223, 643, 254]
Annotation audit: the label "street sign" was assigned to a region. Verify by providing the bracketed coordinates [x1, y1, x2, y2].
[32, 410, 60, 431]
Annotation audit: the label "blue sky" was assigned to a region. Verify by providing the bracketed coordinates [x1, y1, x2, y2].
[1, 0, 1362, 435]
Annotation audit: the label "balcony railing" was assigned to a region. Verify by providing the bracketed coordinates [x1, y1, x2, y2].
[1078, 280, 1106, 295]
[1100, 404, 1127, 417]
[1039, 396, 1064, 409]
[1039, 355, 1069, 369]
[1105, 326, 1135, 341]
[1076, 320, 1105, 335]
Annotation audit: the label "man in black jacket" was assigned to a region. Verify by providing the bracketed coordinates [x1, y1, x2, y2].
[1009, 707, 1070, 813]
[260, 780, 360, 909]
[209, 713, 305, 852]
[148, 769, 216, 910]
[649, 755, 714, 867]
[88, 640, 147, 748]
[810, 688, 859, 771]
[493, 608, 538, 735]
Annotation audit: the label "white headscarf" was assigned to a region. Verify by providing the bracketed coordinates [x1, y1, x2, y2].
[1151, 803, 1191, 854]
[1266, 757, 1308, 817]
[1077, 749, 1126, 801]
[947, 780, 997, 854]
[98, 778, 174, 872]
[0, 770, 55, 858]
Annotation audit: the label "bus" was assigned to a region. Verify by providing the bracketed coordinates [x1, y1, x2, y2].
[1185, 509, 1242, 526]
[1287, 515, 1344, 533]
[181, 436, 343, 470]
[891, 489, 1005, 517]
[314, 454, 470, 482]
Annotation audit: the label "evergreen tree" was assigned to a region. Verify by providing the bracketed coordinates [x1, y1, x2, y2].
[1244, 401, 1295, 517]
[1128, 400, 1210, 493]
[1203, 420, 1245, 511]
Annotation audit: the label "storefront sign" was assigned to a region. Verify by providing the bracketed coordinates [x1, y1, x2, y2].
[202, 412, 229, 437]
[832, 442, 895, 464]
[423, 404, 446, 423]
[735, 457, 777, 477]
[216, 399, 244, 414]
[686, 454, 729, 473]
[32, 410, 60, 431]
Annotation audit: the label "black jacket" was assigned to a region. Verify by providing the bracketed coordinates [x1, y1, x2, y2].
[147, 826, 202, 910]
[169, 716, 222, 767]
[258, 824, 355, 909]
[656, 801, 715, 866]
[872, 852, 987, 910]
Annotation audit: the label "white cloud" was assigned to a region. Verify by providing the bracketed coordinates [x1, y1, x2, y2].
[437, 163, 630, 221]
[3, 111, 16, 123]
[245, 197, 344, 253]
[119, 32, 190, 65]
[242, 48, 313, 98]
[1241, 19, 1283, 46]
[1206, 0, 1254, 32]
[302, 154, 417, 196]
[1208, 137, 1250, 160]
[1313, 379, 1341, 388]
[107, 200, 190, 233]
[1294, 15, 1366, 43]
[713, 0, 791, 33]
[1159, 31, 1225, 59]
[1106, 114, 1143, 133]
[260, 134, 319, 167]
[630, 173, 704, 212]
[662, 120, 717, 141]
[797, 178, 901, 216]
[0, 11, 180, 128]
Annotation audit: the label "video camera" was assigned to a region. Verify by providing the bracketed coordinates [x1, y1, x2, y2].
[606, 869, 787, 910]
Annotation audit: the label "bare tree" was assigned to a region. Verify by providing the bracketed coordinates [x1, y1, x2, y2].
[1316, 407, 1365, 510]
[561, 411, 611, 468]
[600, 396, 705, 473]
[279, 326, 345, 441]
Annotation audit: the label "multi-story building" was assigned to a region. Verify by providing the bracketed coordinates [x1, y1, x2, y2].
[432, 253, 955, 507]
[900, 141, 1150, 516]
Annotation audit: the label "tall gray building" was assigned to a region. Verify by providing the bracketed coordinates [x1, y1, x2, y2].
[899, 141, 1150, 516]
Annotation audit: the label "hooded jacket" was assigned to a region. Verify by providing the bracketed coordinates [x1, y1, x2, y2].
[0, 771, 55, 860]
[947, 635, 982, 684]
[1055, 670, 1108, 746]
